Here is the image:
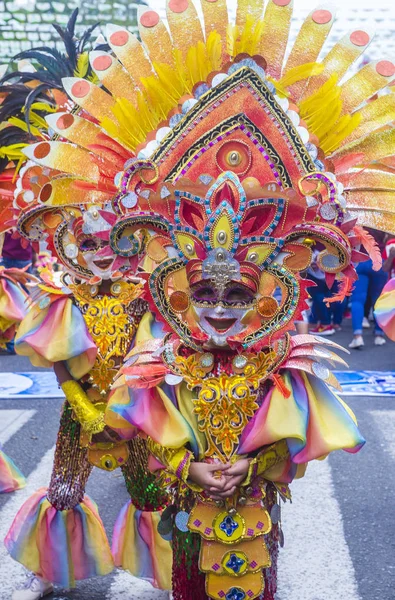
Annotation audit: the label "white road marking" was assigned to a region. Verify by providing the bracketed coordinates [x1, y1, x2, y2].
[0, 446, 54, 600]
[277, 460, 361, 600]
[106, 570, 169, 600]
[0, 409, 35, 445]
[371, 410, 395, 460]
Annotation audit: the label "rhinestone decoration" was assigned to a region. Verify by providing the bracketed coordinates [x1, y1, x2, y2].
[219, 515, 239, 537]
[111, 283, 122, 295]
[161, 185, 171, 199]
[233, 355, 248, 369]
[185, 243, 194, 255]
[311, 362, 330, 380]
[217, 230, 228, 244]
[306, 196, 319, 208]
[64, 243, 78, 259]
[199, 174, 213, 185]
[200, 352, 214, 368]
[225, 587, 246, 600]
[169, 290, 190, 312]
[248, 252, 258, 262]
[227, 151, 242, 166]
[257, 296, 279, 318]
[202, 248, 240, 295]
[320, 254, 340, 269]
[225, 554, 245, 574]
[320, 202, 338, 221]
[121, 192, 138, 208]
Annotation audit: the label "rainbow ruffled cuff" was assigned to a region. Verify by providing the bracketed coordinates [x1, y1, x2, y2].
[112, 500, 172, 590]
[0, 447, 26, 493]
[4, 488, 114, 588]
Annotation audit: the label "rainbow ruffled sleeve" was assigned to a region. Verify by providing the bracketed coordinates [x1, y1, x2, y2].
[0, 269, 30, 347]
[239, 370, 365, 462]
[375, 277, 395, 340]
[0, 272, 28, 325]
[15, 294, 97, 380]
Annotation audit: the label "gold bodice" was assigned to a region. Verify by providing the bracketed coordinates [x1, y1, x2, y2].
[70, 280, 146, 395]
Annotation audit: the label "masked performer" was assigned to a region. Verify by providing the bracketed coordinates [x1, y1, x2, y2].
[83, 1, 395, 598]
[0, 265, 32, 492]
[1, 12, 170, 600]
[3, 0, 394, 597]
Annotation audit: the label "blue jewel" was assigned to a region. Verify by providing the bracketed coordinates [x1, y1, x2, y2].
[219, 515, 239, 537]
[225, 588, 246, 600]
[226, 553, 245, 574]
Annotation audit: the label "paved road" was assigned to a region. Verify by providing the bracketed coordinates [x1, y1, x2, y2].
[0, 319, 394, 600]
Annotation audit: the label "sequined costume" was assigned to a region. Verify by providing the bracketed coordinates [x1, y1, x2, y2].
[0, 10, 171, 591]
[1, 0, 394, 597]
[83, 1, 395, 598]
[0, 265, 36, 493]
[6, 275, 170, 588]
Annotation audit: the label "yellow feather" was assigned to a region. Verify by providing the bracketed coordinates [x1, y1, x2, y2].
[299, 74, 339, 115]
[237, 15, 265, 56]
[8, 116, 41, 137]
[206, 31, 222, 72]
[276, 63, 324, 90]
[29, 102, 57, 114]
[226, 23, 238, 59]
[0, 143, 28, 161]
[74, 52, 89, 79]
[322, 113, 362, 154]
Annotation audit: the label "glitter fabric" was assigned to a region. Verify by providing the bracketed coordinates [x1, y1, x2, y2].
[47, 403, 92, 511]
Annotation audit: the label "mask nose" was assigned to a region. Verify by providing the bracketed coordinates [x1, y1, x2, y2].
[214, 304, 225, 315]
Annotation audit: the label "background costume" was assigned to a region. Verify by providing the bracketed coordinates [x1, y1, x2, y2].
[0, 266, 34, 493]
[0, 11, 170, 591]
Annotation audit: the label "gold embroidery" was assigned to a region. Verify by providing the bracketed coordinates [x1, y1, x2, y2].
[175, 350, 277, 461]
[70, 281, 144, 394]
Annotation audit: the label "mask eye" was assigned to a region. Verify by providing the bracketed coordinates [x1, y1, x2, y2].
[191, 285, 217, 303]
[80, 237, 99, 252]
[224, 286, 255, 305]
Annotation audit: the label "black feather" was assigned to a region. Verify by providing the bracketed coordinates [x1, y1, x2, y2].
[1, 8, 98, 126]
[24, 84, 54, 132]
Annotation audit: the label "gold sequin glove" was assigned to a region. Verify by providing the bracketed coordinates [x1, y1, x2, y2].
[61, 380, 105, 435]
[242, 440, 290, 487]
[147, 437, 203, 492]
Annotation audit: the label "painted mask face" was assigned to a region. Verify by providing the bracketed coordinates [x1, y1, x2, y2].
[76, 235, 116, 280]
[59, 206, 118, 280]
[190, 280, 256, 346]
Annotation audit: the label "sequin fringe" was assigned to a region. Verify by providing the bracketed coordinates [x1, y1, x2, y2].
[122, 437, 168, 511]
[46, 403, 92, 511]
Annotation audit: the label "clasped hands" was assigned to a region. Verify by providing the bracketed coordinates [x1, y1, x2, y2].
[188, 458, 250, 500]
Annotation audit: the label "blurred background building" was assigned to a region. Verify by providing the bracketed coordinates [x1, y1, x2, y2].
[0, 0, 394, 70]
